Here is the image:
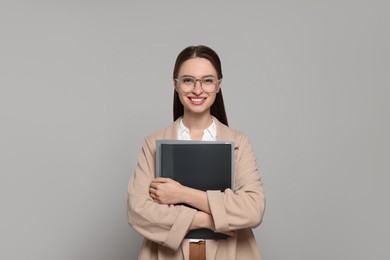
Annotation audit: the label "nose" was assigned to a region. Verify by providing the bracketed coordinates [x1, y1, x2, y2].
[192, 80, 203, 95]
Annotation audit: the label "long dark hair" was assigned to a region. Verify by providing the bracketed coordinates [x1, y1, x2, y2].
[172, 45, 229, 126]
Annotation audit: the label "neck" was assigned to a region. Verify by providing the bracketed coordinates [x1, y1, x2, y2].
[182, 111, 213, 131]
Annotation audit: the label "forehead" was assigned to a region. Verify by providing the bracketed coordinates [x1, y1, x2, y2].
[178, 58, 217, 77]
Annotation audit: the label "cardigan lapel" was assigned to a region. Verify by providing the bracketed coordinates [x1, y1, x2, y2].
[162, 116, 239, 150]
[214, 117, 239, 149]
[162, 118, 181, 140]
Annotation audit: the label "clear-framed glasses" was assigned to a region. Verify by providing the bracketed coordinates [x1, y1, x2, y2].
[174, 76, 221, 93]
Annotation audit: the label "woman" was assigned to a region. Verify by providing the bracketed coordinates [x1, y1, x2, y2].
[128, 45, 265, 260]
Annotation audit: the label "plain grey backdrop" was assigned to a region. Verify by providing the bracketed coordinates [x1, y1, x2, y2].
[1, 1, 389, 259]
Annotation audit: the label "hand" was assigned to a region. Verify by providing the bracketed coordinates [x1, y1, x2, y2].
[149, 178, 185, 205]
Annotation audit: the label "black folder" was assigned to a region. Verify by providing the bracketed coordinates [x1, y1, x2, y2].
[156, 140, 234, 240]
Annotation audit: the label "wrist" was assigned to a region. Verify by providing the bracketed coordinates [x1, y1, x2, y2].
[181, 186, 193, 205]
[190, 211, 215, 230]
[173, 183, 187, 204]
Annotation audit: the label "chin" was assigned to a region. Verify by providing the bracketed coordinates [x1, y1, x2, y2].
[184, 106, 211, 115]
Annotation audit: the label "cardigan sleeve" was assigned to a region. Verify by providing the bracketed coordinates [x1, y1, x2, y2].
[127, 136, 197, 251]
[207, 133, 265, 232]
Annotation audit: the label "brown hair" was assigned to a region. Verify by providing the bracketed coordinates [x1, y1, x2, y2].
[172, 45, 229, 126]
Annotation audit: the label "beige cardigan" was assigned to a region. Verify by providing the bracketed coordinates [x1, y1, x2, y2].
[128, 117, 265, 260]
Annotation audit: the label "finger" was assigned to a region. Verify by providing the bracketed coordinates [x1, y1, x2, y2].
[150, 194, 162, 204]
[149, 182, 159, 189]
[150, 192, 159, 202]
[152, 177, 169, 183]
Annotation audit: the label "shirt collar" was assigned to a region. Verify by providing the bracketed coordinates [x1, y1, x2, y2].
[178, 118, 217, 140]
[178, 119, 189, 137]
[205, 119, 217, 139]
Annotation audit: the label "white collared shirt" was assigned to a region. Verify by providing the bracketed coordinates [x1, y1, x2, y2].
[178, 119, 217, 141]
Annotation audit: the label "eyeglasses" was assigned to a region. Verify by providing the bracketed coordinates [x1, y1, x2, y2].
[174, 76, 221, 93]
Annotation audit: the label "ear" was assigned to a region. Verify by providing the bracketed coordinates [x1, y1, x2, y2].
[173, 79, 178, 92]
[216, 79, 222, 93]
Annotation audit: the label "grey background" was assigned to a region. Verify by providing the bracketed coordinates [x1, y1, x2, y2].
[1, 1, 389, 259]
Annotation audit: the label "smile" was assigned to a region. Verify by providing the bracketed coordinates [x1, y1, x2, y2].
[188, 97, 206, 105]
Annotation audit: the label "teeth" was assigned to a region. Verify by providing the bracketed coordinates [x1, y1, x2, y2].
[191, 98, 204, 102]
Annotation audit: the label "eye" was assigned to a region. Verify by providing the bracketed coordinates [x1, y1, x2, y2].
[203, 78, 215, 84]
[181, 77, 194, 84]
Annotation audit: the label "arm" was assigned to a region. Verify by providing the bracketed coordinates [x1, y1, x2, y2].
[148, 134, 265, 233]
[149, 177, 239, 236]
[149, 178, 237, 236]
[127, 136, 197, 251]
[208, 134, 266, 232]
[150, 178, 234, 236]
[189, 211, 213, 230]
[150, 178, 211, 214]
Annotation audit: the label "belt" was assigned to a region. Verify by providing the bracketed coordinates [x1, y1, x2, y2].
[189, 240, 206, 260]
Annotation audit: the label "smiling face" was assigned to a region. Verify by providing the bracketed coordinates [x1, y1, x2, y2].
[174, 57, 221, 117]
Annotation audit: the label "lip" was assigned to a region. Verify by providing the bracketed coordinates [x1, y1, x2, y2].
[188, 96, 207, 106]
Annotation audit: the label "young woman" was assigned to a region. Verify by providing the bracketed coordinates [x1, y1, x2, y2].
[128, 45, 265, 260]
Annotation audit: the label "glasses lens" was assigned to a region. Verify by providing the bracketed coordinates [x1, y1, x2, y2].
[177, 77, 219, 93]
[201, 77, 217, 92]
[178, 77, 195, 92]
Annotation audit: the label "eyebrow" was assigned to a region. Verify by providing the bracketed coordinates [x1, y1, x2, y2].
[179, 74, 217, 78]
